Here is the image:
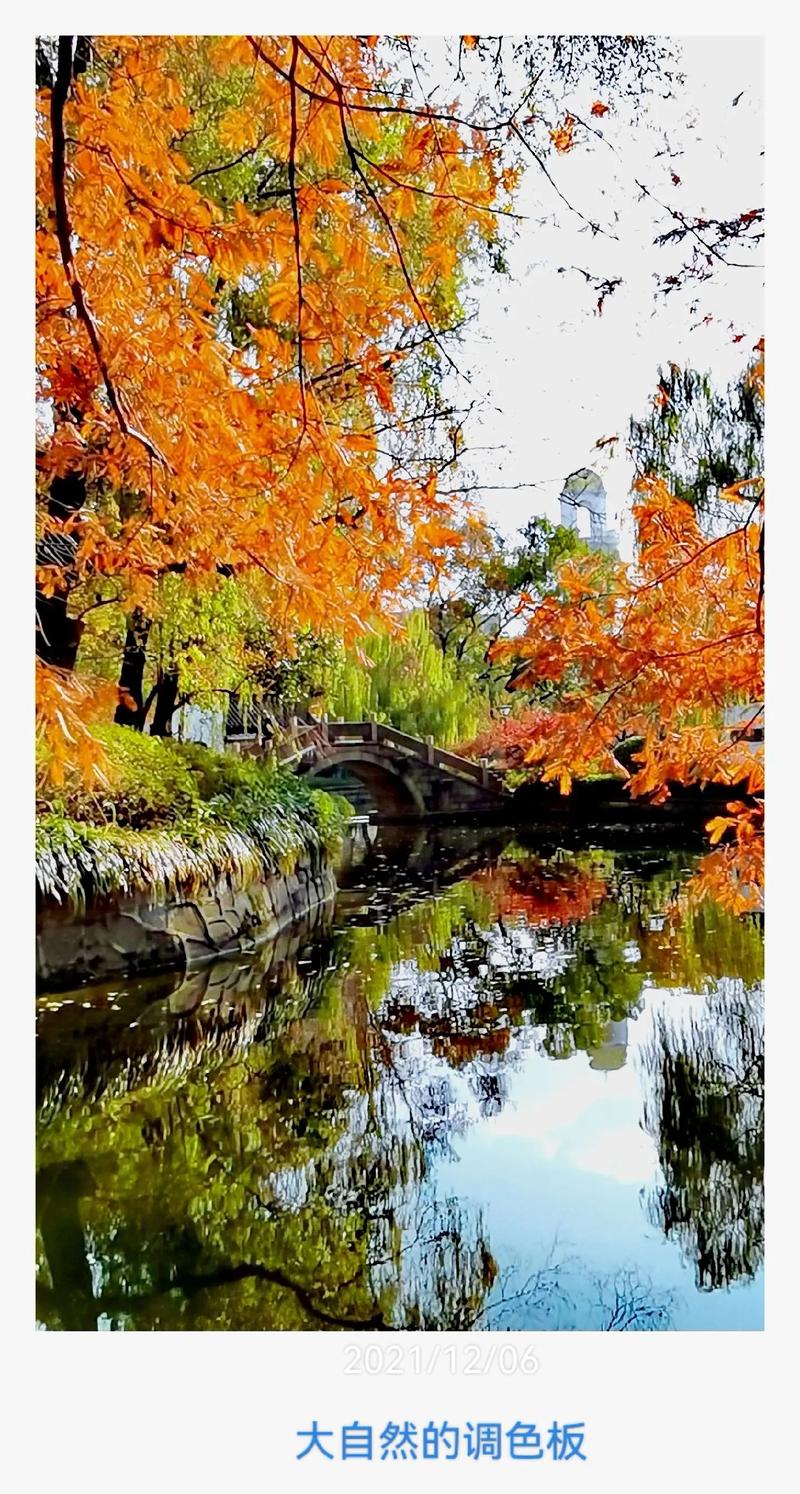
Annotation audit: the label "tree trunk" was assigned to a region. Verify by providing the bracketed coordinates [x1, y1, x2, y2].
[114, 610, 151, 728]
[35, 595, 85, 670]
[150, 664, 180, 737]
[36, 470, 86, 671]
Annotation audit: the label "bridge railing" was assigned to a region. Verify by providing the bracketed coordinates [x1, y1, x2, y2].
[326, 720, 505, 792]
[225, 716, 507, 794]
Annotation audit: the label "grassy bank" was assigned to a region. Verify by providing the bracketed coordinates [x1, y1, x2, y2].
[36, 726, 351, 910]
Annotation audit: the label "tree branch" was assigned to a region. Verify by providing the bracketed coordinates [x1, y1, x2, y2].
[50, 36, 171, 471]
[287, 37, 307, 429]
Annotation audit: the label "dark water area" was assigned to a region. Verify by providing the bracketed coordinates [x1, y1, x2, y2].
[36, 824, 764, 1331]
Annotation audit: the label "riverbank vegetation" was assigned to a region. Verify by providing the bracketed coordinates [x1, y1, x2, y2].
[36, 728, 350, 908]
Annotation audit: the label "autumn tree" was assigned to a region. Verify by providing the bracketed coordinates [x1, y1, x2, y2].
[493, 350, 764, 910]
[37, 33, 721, 770]
[36, 33, 520, 769]
[36, 35, 762, 793]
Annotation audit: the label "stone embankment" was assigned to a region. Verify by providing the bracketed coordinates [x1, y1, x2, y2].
[36, 847, 338, 991]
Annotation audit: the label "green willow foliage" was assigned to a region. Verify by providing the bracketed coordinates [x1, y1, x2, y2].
[328, 611, 487, 747]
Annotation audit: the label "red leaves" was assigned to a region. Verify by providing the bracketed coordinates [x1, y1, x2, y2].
[473, 859, 608, 927]
[590, 101, 609, 117]
[460, 707, 558, 771]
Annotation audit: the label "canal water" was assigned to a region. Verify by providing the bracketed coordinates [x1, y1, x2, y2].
[36, 825, 764, 1331]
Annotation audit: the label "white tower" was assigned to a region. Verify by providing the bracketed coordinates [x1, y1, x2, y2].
[559, 469, 618, 555]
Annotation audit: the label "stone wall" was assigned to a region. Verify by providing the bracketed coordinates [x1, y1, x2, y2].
[36, 849, 338, 991]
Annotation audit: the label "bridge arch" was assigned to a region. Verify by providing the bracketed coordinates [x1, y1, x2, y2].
[300, 746, 427, 817]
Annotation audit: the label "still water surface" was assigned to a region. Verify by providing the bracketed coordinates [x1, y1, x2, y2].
[36, 826, 764, 1331]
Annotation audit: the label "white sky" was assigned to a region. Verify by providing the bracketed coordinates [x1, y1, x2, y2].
[434, 35, 764, 554]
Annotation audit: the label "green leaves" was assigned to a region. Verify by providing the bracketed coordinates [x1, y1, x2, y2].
[629, 362, 764, 530]
[36, 730, 350, 907]
[329, 611, 486, 747]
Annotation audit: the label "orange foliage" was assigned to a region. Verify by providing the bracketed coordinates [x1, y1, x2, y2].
[36, 36, 512, 774]
[35, 661, 116, 789]
[550, 115, 577, 153]
[692, 802, 764, 914]
[472, 860, 608, 927]
[493, 454, 764, 912]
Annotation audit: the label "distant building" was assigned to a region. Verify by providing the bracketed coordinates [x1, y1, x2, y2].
[559, 468, 618, 555]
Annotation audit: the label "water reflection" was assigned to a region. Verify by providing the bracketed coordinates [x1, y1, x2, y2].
[642, 980, 764, 1291]
[36, 831, 764, 1331]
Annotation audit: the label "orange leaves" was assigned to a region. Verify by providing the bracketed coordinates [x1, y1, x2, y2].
[707, 800, 762, 847]
[36, 34, 518, 775]
[747, 341, 765, 399]
[707, 813, 738, 845]
[36, 662, 114, 791]
[358, 345, 396, 412]
[218, 107, 259, 153]
[146, 218, 183, 254]
[315, 177, 351, 196]
[267, 273, 299, 323]
[590, 101, 610, 117]
[500, 469, 764, 907]
[550, 115, 577, 154]
[719, 476, 764, 503]
[694, 801, 764, 913]
[501, 164, 522, 194]
[304, 109, 343, 172]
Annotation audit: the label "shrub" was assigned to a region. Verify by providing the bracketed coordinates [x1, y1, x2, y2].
[36, 728, 351, 907]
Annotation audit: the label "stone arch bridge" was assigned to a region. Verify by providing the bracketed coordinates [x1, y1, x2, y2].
[229, 719, 509, 819]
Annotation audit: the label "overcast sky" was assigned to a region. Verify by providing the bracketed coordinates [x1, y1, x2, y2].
[434, 35, 764, 555]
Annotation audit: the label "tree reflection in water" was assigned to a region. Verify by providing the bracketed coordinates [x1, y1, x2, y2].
[641, 978, 764, 1291]
[36, 840, 763, 1330]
